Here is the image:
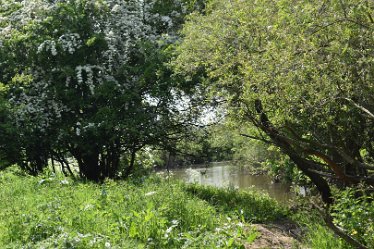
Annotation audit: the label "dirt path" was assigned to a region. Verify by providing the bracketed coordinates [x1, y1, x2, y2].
[246, 221, 304, 249]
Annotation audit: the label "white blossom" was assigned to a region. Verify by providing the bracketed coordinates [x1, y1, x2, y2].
[37, 40, 58, 56]
[161, 15, 173, 27]
[75, 65, 104, 94]
[58, 33, 82, 54]
[3, 0, 189, 155]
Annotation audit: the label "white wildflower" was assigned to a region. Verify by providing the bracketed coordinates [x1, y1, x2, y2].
[83, 204, 94, 211]
[105, 241, 111, 248]
[145, 191, 156, 196]
[76, 66, 83, 84]
[60, 179, 69, 185]
[165, 226, 173, 234]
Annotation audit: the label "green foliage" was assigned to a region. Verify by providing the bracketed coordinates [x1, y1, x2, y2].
[184, 184, 287, 222]
[290, 204, 352, 249]
[175, 0, 374, 160]
[206, 124, 275, 165]
[331, 187, 374, 248]
[173, 123, 279, 167]
[0, 169, 261, 248]
[0, 0, 203, 179]
[174, 5, 374, 248]
[0, 85, 19, 169]
[304, 224, 351, 249]
[173, 125, 237, 165]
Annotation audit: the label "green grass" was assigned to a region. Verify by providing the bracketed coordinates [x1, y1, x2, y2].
[184, 184, 286, 223]
[0, 168, 356, 249]
[291, 206, 353, 249]
[0, 169, 265, 248]
[304, 224, 351, 249]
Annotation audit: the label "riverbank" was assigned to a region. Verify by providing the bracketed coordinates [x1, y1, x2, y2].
[0, 169, 350, 248]
[167, 164, 292, 204]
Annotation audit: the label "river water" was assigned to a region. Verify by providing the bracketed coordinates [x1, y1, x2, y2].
[169, 163, 293, 204]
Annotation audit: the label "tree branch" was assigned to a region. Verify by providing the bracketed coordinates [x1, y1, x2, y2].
[338, 97, 374, 120]
[313, 204, 369, 249]
[240, 133, 272, 144]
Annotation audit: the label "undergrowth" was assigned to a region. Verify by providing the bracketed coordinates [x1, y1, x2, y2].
[0, 169, 262, 248]
[0, 168, 356, 249]
[291, 199, 353, 249]
[183, 184, 286, 223]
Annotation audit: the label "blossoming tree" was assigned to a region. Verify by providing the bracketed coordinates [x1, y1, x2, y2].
[0, 0, 199, 180]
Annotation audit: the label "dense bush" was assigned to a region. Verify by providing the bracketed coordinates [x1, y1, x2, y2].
[0, 0, 201, 180]
[331, 187, 374, 248]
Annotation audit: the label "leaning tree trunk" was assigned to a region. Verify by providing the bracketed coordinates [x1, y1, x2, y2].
[253, 99, 333, 204]
[251, 99, 372, 249]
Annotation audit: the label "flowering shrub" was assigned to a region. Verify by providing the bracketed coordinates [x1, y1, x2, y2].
[0, 0, 198, 179]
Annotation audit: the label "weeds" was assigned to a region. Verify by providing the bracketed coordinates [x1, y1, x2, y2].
[184, 184, 286, 222]
[0, 168, 354, 248]
[0, 171, 258, 248]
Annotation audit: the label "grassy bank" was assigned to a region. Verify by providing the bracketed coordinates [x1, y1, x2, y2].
[0, 169, 350, 248]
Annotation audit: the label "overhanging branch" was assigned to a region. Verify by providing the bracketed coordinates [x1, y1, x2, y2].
[240, 133, 272, 144]
[338, 97, 374, 120]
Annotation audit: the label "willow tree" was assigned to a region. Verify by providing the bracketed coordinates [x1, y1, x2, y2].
[175, 0, 373, 246]
[0, 0, 199, 180]
[176, 0, 374, 199]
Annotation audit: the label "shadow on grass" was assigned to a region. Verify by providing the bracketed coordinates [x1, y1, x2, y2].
[183, 183, 287, 223]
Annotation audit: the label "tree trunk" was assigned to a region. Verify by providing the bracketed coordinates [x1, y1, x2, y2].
[81, 153, 101, 181]
[125, 148, 137, 177]
[254, 99, 333, 204]
[71, 148, 101, 182]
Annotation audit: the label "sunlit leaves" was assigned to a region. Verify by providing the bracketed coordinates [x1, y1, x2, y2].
[0, 0, 200, 177]
[174, 0, 374, 162]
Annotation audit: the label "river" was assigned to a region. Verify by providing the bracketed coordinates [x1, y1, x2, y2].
[168, 163, 293, 204]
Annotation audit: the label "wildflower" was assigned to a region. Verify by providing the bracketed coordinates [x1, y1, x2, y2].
[145, 191, 156, 196]
[60, 179, 69, 185]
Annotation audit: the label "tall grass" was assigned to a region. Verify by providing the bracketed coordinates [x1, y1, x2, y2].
[291, 206, 353, 249]
[304, 224, 351, 249]
[184, 184, 286, 222]
[0, 169, 262, 248]
[0, 168, 354, 248]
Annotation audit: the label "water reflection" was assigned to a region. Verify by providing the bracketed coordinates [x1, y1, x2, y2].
[170, 164, 292, 204]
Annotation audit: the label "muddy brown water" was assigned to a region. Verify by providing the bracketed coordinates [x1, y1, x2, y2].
[169, 163, 293, 204]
